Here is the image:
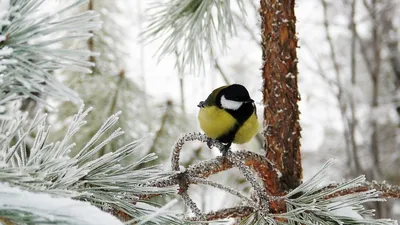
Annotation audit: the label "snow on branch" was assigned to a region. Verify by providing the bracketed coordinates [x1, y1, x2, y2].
[146, 132, 399, 224]
[0, 105, 183, 224]
[323, 180, 400, 199]
[0, 0, 101, 103]
[0, 183, 123, 225]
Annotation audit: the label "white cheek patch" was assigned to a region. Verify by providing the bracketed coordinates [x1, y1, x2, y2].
[220, 95, 243, 110]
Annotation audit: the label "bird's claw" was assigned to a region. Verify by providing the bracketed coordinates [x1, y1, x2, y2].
[206, 137, 231, 156]
[206, 137, 214, 149]
[221, 144, 231, 156]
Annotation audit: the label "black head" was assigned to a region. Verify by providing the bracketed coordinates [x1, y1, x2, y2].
[216, 84, 254, 110]
[220, 84, 251, 101]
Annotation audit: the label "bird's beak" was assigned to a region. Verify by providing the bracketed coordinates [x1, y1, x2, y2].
[246, 99, 254, 103]
[197, 101, 205, 108]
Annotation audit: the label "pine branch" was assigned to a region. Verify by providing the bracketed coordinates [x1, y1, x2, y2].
[324, 180, 400, 199]
[187, 206, 254, 221]
[0, 0, 101, 103]
[149, 148, 282, 191]
[146, 133, 399, 224]
[187, 177, 256, 207]
[143, 0, 246, 75]
[181, 192, 204, 218]
[0, 105, 184, 224]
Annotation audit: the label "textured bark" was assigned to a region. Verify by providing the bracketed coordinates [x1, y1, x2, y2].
[260, 0, 302, 195]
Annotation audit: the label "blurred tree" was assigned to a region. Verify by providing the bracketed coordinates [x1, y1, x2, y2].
[50, 0, 149, 157]
[311, 0, 400, 218]
[0, 0, 183, 224]
[50, 0, 196, 162]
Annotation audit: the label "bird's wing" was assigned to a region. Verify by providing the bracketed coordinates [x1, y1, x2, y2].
[253, 102, 258, 118]
[200, 85, 228, 107]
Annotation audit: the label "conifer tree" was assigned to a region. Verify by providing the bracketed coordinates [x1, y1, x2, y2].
[0, 1, 183, 224]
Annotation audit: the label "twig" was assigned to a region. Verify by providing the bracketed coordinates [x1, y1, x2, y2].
[321, 0, 364, 175]
[214, 59, 231, 85]
[149, 151, 266, 189]
[179, 78, 185, 112]
[186, 206, 254, 221]
[149, 149, 275, 189]
[181, 192, 203, 217]
[366, 180, 400, 199]
[354, 27, 374, 75]
[169, 133, 270, 221]
[226, 150, 270, 212]
[152, 133, 400, 222]
[323, 180, 400, 199]
[187, 177, 257, 207]
[170, 133, 271, 216]
[210, 47, 230, 85]
[146, 100, 173, 155]
[347, 0, 363, 176]
[233, 12, 260, 46]
[171, 132, 225, 171]
[87, 0, 96, 68]
[170, 133, 221, 223]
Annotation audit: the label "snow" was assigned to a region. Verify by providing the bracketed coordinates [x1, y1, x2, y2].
[0, 0, 9, 21]
[179, 165, 187, 172]
[0, 183, 124, 225]
[329, 202, 363, 220]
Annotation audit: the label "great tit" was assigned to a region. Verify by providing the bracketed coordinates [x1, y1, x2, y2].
[197, 84, 259, 154]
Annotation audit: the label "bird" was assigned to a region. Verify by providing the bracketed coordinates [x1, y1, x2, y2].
[197, 84, 259, 155]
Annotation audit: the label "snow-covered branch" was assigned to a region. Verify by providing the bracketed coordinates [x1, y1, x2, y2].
[146, 133, 399, 224]
[0, 105, 183, 224]
[0, 0, 101, 103]
[143, 0, 246, 75]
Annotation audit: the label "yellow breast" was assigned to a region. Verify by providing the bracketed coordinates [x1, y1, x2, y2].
[233, 113, 259, 144]
[198, 106, 259, 144]
[198, 106, 236, 139]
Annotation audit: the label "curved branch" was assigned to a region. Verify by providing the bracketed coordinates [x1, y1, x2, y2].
[324, 181, 400, 199]
[188, 176, 256, 207]
[146, 132, 400, 223]
[186, 206, 254, 221]
[171, 133, 276, 180]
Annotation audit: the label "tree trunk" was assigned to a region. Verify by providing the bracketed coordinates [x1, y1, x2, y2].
[260, 0, 302, 196]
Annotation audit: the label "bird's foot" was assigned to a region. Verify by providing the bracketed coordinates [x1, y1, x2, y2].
[221, 143, 231, 156]
[206, 137, 214, 149]
[206, 137, 231, 156]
